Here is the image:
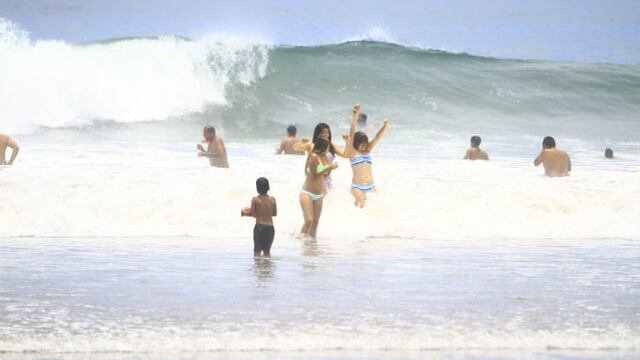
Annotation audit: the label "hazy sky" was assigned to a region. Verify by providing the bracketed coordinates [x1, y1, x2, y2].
[1, 0, 639, 63]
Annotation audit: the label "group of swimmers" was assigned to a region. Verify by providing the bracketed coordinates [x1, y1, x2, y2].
[0, 107, 621, 257]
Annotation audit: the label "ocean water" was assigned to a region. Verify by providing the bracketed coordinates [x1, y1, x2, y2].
[1, 23, 640, 359]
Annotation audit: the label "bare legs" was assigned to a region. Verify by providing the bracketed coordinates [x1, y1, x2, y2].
[299, 192, 324, 239]
[351, 188, 366, 208]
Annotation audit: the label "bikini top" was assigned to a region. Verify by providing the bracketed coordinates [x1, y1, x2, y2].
[351, 154, 372, 167]
[306, 162, 328, 174]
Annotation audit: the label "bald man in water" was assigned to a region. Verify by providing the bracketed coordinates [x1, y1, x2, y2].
[534, 136, 571, 177]
[0, 134, 19, 165]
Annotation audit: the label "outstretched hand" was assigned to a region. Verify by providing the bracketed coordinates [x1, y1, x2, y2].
[353, 103, 360, 112]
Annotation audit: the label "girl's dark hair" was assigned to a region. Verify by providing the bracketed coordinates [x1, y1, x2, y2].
[312, 137, 330, 155]
[312, 122, 336, 156]
[353, 131, 369, 151]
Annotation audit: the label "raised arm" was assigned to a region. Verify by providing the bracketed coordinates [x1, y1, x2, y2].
[332, 143, 347, 158]
[7, 137, 19, 165]
[293, 138, 312, 153]
[345, 103, 360, 158]
[367, 117, 389, 152]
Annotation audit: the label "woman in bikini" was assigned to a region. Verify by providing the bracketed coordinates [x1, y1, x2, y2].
[293, 123, 346, 191]
[345, 104, 389, 208]
[299, 138, 338, 239]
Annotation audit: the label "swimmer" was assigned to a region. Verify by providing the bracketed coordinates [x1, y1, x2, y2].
[0, 134, 19, 165]
[463, 135, 489, 160]
[197, 125, 229, 168]
[276, 125, 305, 155]
[242, 177, 277, 257]
[293, 122, 346, 190]
[299, 138, 338, 239]
[534, 136, 571, 177]
[605, 148, 614, 159]
[345, 104, 388, 208]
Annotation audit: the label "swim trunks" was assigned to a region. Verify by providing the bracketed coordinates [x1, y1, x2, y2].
[253, 224, 275, 253]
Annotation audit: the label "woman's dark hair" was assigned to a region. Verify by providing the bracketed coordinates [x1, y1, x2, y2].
[353, 131, 369, 151]
[256, 177, 270, 195]
[312, 137, 330, 155]
[312, 122, 336, 156]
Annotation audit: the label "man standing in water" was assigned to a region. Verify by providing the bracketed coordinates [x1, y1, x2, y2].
[0, 133, 19, 165]
[197, 126, 229, 168]
[275, 125, 305, 155]
[463, 135, 489, 160]
[534, 136, 571, 177]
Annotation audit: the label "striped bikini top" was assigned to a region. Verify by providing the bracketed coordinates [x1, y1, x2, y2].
[351, 154, 372, 167]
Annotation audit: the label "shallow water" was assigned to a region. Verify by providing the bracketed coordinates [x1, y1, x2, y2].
[1, 235, 639, 355]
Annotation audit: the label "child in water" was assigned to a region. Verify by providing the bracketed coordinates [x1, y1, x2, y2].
[241, 177, 277, 257]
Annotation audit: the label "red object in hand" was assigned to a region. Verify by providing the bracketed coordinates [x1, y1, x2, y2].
[242, 207, 255, 218]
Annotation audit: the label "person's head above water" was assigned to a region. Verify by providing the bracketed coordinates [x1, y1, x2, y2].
[256, 177, 270, 195]
[203, 125, 216, 141]
[605, 148, 614, 159]
[312, 123, 335, 155]
[353, 131, 369, 152]
[357, 113, 367, 126]
[312, 137, 330, 155]
[542, 136, 556, 149]
[470, 135, 482, 148]
[287, 125, 297, 137]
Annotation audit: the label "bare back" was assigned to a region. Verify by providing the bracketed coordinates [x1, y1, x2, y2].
[534, 148, 571, 177]
[464, 147, 489, 160]
[251, 195, 277, 225]
[278, 137, 305, 155]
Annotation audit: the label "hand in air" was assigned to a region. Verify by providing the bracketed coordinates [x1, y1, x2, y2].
[353, 103, 361, 112]
[383, 117, 389, 126]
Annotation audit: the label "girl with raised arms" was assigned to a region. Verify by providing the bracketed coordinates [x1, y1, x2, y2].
[345, 104, 389, 208]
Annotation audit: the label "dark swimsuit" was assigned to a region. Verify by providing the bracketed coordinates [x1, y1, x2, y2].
[253, 224, 275, 253]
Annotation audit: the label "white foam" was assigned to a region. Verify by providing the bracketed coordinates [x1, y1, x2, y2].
[0, 19, 270, 135]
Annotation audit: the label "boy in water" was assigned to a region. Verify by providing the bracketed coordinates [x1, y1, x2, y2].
[463, 135, 489, 160]
[242, 177, 277, 257]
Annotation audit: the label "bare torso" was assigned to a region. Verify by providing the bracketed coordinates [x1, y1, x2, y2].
[303, 154, 330, 194]
[207, 137, 229, 168]
[535, 148, 571, 177]
[464, 147, 489, 160]
[252, 195, 277, 225]
[350, 152, 374, 186]
[278, 137, 305, 155]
